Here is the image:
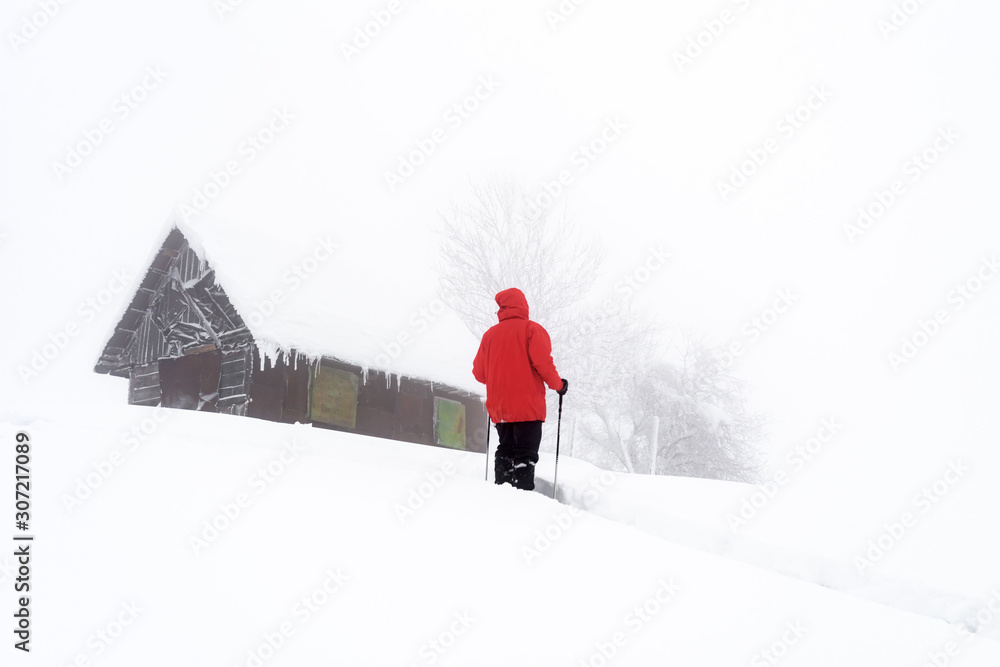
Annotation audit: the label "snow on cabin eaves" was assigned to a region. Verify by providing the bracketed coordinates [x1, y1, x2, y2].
[96, 216, 483, 395]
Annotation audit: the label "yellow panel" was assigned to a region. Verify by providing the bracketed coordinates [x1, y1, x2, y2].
[310, 364, 358, 429]
[434, 396, 466, 449]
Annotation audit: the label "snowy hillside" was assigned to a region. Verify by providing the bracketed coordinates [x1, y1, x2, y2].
[6, 403, 1000, 666]
[3, 0, 999, 664]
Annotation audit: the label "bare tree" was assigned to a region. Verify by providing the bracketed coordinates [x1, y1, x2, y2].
[437, 176, 765, 482]
[436, 177, 603, 338]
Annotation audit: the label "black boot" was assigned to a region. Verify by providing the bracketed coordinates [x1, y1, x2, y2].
[511, 461, 535, 491]
[495, 455, 514, 485]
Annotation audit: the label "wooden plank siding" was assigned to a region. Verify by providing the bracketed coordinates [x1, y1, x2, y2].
[128, 362, 161, 407]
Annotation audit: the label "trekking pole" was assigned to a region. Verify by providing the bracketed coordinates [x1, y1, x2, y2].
[484, 413, 491, 482]
[552, 392, 564, 499]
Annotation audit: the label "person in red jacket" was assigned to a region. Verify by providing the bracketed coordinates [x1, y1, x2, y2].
[472, 288, 568, 491]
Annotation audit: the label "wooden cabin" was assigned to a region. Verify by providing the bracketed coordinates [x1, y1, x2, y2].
[94, 226, 487, 452]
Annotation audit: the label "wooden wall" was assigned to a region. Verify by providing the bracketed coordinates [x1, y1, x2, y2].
[244, 350, 488, 453]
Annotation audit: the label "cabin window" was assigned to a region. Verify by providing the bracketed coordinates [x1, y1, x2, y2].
[433, 396, 466, 449]
[310, 363, 358, 429]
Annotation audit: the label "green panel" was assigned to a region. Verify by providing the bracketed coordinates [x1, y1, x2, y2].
[310, 364, 358, 429]
[434, 397, 466, 449]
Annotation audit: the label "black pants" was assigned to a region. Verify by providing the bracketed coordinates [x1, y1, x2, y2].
[494, 420, 542, 466]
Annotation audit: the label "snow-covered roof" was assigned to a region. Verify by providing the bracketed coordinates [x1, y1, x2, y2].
[97, 214, 484, 395]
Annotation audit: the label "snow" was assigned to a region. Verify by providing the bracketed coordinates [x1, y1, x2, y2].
[1, 1, 998, 663]
[553, 461, 1000, 641]
[6, 402, 1000, 665]
[169, 214, 483, 394]
[697, 401, 729, 431]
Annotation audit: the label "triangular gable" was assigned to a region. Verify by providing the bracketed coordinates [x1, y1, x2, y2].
[94, 227, 251, 377]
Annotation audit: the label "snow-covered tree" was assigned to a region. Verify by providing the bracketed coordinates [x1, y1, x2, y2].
[636, 340, 766, 482]
[571, 325, 764, 481]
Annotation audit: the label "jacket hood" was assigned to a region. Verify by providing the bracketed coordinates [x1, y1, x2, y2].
[495, 288, 529, 322]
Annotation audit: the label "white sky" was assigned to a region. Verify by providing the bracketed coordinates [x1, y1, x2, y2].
[1, 0, 999, 592]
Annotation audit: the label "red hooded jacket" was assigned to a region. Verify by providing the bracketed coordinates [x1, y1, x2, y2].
[472, 288, 563, 423]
